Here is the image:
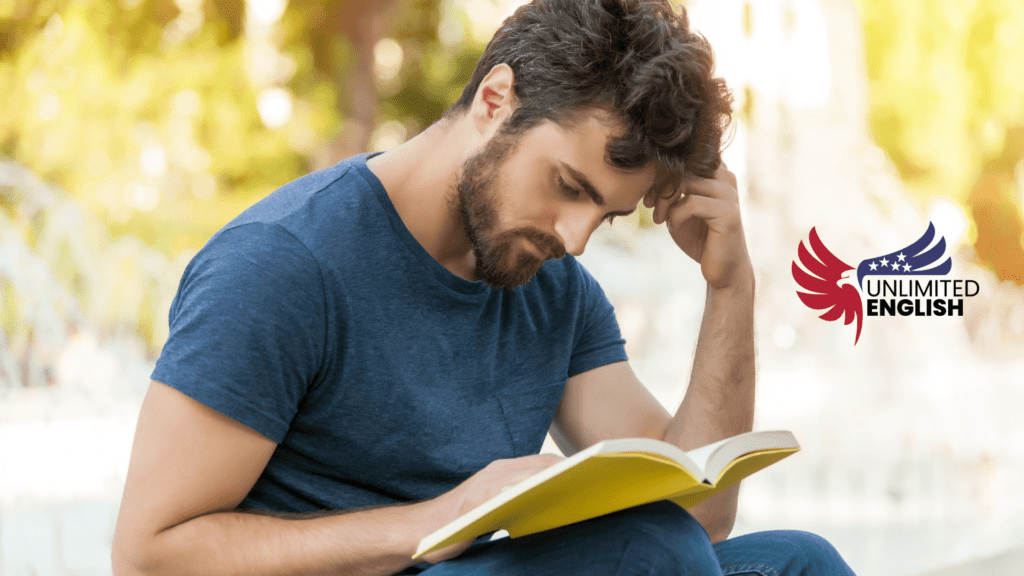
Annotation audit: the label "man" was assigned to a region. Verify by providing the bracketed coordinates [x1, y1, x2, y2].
[112, 0, 856, 574]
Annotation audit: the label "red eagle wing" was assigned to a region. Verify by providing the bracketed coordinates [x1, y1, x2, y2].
[792, 228, 863, 344]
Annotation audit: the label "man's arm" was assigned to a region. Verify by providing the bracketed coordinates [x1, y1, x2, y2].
[662, 276, 755, 542]
[113, 381, 561, 575]
[111, 380, 426, 576]
[552, 163, 754, 543]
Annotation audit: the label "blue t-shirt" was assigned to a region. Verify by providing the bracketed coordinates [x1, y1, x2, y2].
[152, 153, 627, 513]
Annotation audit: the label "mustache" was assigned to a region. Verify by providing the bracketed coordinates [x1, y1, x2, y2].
[508, 227, 567, 261]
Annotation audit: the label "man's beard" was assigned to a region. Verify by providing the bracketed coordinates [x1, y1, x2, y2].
[453, 129, 566, 291]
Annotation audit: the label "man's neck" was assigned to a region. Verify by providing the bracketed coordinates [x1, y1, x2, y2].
[366, 120, 478, 280]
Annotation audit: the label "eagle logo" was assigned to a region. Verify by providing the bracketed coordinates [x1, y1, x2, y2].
[791, 223, 952, 345]
[792, 228, 864, 344]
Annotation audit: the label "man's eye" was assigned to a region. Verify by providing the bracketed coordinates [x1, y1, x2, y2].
[556, 176, 580, 198]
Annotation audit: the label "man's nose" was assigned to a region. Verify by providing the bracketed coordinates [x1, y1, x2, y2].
[554, 215, 597, 257]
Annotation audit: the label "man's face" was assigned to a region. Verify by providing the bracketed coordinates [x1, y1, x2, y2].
[454, 111, 661, 291]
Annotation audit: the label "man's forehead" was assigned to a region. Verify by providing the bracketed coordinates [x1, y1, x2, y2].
[538, 112, 664, 201]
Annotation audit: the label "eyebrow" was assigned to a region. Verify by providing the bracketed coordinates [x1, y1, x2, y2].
[560, 162, 640, 218]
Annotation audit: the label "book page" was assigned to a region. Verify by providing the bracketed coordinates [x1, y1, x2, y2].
[684, 436, 733, 476]
[700, 430, 799, 481]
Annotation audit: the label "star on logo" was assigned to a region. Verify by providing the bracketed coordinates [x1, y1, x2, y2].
[897, 253, 906, 262]
[880, 257, 889, 267]
[869, 261, 878, 271]
[903, 263, 911, 272]
[891, 260, 901, 269]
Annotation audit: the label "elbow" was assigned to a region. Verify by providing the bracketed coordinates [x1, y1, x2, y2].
[688, 485, 740, 544]
[111, 547, 145, 576]
[111, 541, 150, 576]
[111, 524, 160, 576]
[687, 499, 737, 544]
[705, 516, 735, 544]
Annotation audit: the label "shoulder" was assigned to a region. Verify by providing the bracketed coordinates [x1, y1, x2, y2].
[189, 154, 380, 273]
[189, 222, 319, 281]
[171, 222, 325, 327]
[225, 155, 366, 230]
[529, 255, 603, 300]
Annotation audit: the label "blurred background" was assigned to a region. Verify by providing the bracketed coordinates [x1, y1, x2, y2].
[1, 0, 1023, 574]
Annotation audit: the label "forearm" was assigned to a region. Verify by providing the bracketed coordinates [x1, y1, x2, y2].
[663, 272, 755, 540]
[113, 502, 429, 576]
[665, 274, 756, 448]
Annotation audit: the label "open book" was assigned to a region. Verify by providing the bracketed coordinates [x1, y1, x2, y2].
[413, 430, 799, 559]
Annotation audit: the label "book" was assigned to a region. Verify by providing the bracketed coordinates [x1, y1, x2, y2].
[413, 430, 799, 558]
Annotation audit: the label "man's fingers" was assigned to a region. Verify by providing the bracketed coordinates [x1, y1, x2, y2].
[651, 189, 684, 225]
[485, 454, 563, 494]
[715, 162, 737, 187]
[500, 472, 536, 492]
[655, 191, 730, 228]
[679, 174, 738, 202]
[664, 194, 721, 227]
[504, 453, 563, 469]
[650, 168, 738, 224]
[483, 454, 562, 480]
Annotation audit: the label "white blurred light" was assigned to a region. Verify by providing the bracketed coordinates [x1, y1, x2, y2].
[773, 323, 797, 349]
[162, 10, 204, 45]
[615, 302, 647, 347]
[782, 0, 830, 110]
[139, 143, 168, 179]
[43, 14, 64, 40]
[87, 151, 111, 177]
[129, 182, 160, 212]
[247, 0, 288, 26]
[27, 68, 46, 92]
[928, 196, 969, 249]
[247, 44, 281, 87]
[257, 87, 293, 128]
[96, 179, 119, 210]
[462, 0, 526, 44]
[369, 120, 408, 151]
[0, 418, 136, 505]
[171, 89, 201, 117]
[438, 16, 466, 46]
[37, 92, 61, 121]
[56, 331, 117, 392]
[193, 174, 217, 199]
[374, 38, 404, 83]
[188, 146, 212, 173]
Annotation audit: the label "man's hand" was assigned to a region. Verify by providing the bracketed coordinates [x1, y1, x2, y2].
[644, 163, 753, 290]
[418, 454, 564, 564]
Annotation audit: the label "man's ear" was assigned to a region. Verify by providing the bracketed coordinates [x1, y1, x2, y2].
[470, 64, 515, 137]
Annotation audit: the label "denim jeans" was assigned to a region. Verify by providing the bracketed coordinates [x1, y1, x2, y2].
[411, 501, 856, 575]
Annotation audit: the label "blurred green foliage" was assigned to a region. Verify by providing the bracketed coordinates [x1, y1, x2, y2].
[0, 0, 482, 257]
[0, 0, 483, 365]
[854, 0, 1024, 282]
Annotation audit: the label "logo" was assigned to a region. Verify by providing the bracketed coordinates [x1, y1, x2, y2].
[792, 223, 978, 344]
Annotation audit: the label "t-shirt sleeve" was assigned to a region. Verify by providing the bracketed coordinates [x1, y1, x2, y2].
[566, 262, 628, 378]
[151, 222, 327, 443]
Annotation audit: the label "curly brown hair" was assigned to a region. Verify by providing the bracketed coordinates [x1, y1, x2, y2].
[444, 0, 733, 182]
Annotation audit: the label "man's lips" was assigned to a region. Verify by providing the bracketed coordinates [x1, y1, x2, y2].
[522, 237, 550, 260]
[507, 227, 566, 260]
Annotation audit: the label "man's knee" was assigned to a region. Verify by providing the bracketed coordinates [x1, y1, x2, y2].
[714, 529, 855, 576]
[779, 530, 853, 573]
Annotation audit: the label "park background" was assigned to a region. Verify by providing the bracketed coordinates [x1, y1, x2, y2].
[1, 0, 1023, 574]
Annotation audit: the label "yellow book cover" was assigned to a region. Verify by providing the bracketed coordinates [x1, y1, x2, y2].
[413, 430, 800, 558]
